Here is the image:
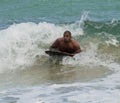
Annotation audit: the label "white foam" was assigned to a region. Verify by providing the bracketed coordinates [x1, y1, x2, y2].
[67, 90, 120, 103]
[106, 38, 119, 46]
[12, 80, 120, 103]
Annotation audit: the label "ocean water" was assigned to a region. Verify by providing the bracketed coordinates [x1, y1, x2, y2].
[0, 0, 120, 103]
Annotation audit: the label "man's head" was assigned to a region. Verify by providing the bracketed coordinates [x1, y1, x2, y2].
[63, 30, 72, 43]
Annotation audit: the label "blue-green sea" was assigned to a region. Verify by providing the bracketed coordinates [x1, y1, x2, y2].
[0, 0, 120, 103]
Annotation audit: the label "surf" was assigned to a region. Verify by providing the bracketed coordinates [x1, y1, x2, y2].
[0, 18, 119, 72]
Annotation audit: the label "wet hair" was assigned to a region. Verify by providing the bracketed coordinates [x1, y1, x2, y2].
[64, 30, 71, 37]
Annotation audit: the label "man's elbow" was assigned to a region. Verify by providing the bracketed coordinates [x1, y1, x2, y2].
[75, 48, 82, 53]
[74, 50, 80, 54]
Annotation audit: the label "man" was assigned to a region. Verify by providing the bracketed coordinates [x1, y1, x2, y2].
[50, 30, 81, 55]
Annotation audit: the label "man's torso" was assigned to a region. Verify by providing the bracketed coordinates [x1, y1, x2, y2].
[58, 39, 76, 53]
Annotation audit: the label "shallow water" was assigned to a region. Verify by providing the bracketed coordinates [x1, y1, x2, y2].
[0, 56, 112, 88]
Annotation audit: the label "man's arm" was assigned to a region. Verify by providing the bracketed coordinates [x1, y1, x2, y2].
[50, 39, 59, 50]
[75, 47, 81, 53]
[74, 41, 82, 54]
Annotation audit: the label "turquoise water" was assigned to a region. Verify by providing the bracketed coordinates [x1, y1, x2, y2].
[0, 0, 120, 25]
[0, 0, 120, 103]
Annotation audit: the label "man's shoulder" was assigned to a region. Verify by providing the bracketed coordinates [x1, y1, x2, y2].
[72, 39, 80, 46]
[72, 39, 79, 44]
[56, 37, 63, 41]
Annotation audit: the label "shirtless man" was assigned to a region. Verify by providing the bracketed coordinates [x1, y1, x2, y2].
[50, 30, 81, 55]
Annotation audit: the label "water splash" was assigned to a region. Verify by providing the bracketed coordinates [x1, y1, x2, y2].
[0, 21, 83, 73]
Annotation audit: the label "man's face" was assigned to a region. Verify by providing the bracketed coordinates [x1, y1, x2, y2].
[63, 33, 71, 43]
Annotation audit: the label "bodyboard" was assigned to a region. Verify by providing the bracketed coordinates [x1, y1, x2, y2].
[45, 50, 74, 57]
